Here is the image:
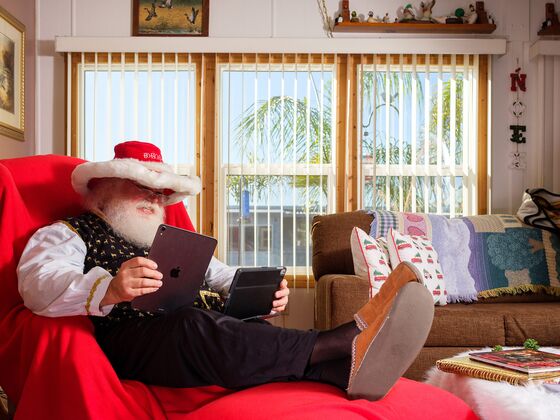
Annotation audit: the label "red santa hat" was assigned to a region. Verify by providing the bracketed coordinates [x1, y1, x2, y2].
[71, 141, 201, 206]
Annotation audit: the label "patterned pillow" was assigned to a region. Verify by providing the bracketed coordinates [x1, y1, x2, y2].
[386, 228, 447, 306]
[350, 227, 392, 298]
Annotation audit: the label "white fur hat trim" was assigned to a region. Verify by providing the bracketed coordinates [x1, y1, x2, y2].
[71, 158, 201, 206]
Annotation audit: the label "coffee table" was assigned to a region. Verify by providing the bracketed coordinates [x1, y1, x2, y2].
[425, 347, 560, 420]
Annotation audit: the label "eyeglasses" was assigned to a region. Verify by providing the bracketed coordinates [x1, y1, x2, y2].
[132, 182, 168, 199]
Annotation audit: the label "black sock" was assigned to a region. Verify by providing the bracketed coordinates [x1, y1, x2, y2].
[304, 357, 351, 391]
[309, 321, 360, 366]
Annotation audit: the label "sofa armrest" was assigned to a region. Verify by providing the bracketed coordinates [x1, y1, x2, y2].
[315, 274, 370, 330]
[311, 211, 373, 280]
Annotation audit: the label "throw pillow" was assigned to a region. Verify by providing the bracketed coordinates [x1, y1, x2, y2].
[517, 188, 560, 234]
[350, 227, 392, 298]
[386, 228, 447, 306]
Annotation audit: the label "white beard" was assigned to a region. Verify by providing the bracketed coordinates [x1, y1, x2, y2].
[103, 199, 165, 248]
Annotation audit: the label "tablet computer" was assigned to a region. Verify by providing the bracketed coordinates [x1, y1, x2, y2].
[132, 224, 217, 313]
[223, 266, 286, 321]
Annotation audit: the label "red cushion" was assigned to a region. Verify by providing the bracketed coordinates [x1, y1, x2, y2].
[0, 155, 477, 419]
[177, 380, 477, 419]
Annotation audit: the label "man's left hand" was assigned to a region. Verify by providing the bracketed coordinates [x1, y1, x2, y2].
[271, 279, 289, 313]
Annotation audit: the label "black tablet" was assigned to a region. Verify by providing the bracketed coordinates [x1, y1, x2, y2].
[223, 266, 286, 321]
[132, 224, 217, 313]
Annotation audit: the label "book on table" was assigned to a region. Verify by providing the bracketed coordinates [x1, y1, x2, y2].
[436, 356, 560, 386]
[468, 348, 560, 374]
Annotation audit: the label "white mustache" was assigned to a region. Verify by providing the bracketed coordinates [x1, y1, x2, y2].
[137, 201, 156, 212]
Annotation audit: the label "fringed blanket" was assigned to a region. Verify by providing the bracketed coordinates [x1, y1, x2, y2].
[370, 211, 560, 303]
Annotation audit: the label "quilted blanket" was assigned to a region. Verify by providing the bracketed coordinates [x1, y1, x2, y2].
[370, 211, 560, 303]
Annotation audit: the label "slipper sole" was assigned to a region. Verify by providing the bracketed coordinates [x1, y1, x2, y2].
[348, 282, 434, 400]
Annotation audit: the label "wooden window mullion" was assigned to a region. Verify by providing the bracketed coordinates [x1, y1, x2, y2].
[477, 54, 489, 215]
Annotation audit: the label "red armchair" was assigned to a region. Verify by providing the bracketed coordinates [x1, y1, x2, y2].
[0, 155, 477, 419]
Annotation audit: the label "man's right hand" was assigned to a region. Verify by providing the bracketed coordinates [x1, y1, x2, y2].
[100, 257, 163, 307]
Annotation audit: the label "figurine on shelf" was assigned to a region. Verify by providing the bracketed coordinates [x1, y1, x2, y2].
[350, 10, 360, 22]
[488, 14, 495, 25]
[399, 3, 416, 22]
[336, 14, 344, 24]
[366, 11, 376, 23]
[341, 0, 350, 21]
[419, 0, 436, 21]
[433, 7, 464, 24]
[474, 2, 490, 24]
[464, 4, 478, 24]
[538, 3, 560, 36]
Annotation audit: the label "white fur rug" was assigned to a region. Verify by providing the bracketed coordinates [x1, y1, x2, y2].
[424, 347, 560, 420]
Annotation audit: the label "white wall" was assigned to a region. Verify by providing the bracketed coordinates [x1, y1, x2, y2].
[35, 0, 558, 328]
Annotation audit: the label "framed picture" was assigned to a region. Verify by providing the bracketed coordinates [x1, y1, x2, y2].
[132, 0, 209, 36]
[0, 6, 24, 141]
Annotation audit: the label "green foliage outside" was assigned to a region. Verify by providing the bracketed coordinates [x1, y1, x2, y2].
[229, 67, 466, 215]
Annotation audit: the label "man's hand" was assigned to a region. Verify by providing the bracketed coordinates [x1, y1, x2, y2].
[100, 257, 163, 307]
[271, 279, 289, 313]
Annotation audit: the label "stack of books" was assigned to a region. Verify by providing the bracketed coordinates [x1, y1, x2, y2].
[436, 348, 560, 386]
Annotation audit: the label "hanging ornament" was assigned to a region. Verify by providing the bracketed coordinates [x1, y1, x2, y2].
[510, 100, 526, 118]
[509, 125, 527, 144]
[510, 67, 527, 92]
[509, 61, 527, 170]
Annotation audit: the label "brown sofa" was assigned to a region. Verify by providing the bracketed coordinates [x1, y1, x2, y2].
[312, 211, 560, 381]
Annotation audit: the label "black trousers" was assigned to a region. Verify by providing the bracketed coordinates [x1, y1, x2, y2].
[95, 307, 318, 389]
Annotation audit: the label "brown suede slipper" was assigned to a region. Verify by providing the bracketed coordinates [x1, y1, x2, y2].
[354, 261, 424, 331]
[347, 281, 434, 401]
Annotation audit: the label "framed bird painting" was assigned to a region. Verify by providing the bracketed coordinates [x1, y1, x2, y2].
[132, 0, 209, 36]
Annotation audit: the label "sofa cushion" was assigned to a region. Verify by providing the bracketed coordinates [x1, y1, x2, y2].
[427, 304, 506, 346]
[429, 302, 560, 346]
[502, 302, 560, 346]
[316, 274, 560, 347]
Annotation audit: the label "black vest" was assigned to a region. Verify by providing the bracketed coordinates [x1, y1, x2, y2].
[63, 212, 224, 335]
[64, 212, 156, 334]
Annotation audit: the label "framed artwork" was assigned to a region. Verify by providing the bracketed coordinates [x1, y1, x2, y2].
[132, 0, 209, 36]
[0, 6, 24, 141]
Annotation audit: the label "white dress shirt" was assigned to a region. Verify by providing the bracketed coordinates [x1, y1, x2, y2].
[17, 222, 237, 317]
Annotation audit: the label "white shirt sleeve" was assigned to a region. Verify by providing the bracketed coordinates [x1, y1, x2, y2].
[204, 256, 237, 296]
[17, 222, 115, 317]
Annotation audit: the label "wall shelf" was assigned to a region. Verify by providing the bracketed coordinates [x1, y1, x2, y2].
[529, 40, 560, 60]
[333, 22, 497, 34]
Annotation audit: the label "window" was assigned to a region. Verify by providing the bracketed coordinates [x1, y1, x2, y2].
[67, 52, 489, 285]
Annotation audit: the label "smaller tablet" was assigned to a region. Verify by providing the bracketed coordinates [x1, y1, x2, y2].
[223, 266, 286, 321]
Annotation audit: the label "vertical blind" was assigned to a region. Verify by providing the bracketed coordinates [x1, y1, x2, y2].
[67, 52, 486, 288]
[357, 54, 479, 217]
